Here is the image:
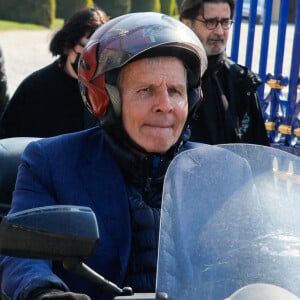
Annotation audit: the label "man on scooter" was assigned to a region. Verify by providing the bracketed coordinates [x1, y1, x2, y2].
[0, 12, 207, 300]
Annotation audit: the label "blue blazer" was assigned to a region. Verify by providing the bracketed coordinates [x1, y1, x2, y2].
[0, 127, 131, 300]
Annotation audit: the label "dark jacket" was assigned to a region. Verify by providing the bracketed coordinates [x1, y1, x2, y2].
[0, 46, 9, 119]
[190, 53, 269, 146]
[0, 60, 97, 138]
[0, 127, 200, 300]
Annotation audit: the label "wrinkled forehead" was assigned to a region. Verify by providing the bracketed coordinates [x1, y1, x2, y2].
[119, 56, 187, 81]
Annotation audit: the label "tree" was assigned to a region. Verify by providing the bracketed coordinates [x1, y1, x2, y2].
[131, 0, 160, 13]
[176, 0, 183, 12]
[0, 0, 55, 28]
[160, 0, 178, 16]
[56, 0, 94, 20]
[94, 0, 131, 18]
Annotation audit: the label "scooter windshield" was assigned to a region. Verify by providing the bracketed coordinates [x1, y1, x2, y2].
[156, 144, 300, 299]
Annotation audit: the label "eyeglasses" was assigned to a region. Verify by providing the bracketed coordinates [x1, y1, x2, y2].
[194, 17, 234, 30]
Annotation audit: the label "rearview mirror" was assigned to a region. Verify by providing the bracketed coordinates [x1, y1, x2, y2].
[0, 205, 133, 297]
[0, 205, 99, 260]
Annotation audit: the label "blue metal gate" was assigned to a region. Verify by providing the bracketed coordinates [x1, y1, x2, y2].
[230, 0, 300, 149]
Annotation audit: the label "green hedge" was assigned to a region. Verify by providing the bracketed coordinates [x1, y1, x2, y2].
[0, 0, 180, 27]
[56, 0, 94, 20]
[131, 0, 161, 13]
[176, 0, 183, 12]
[161, 0, 178, 15]
[93, 0, 131, 18]
[0, 0, 55, 28]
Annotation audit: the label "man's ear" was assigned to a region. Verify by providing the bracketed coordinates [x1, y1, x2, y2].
[181, 18, 193, 28]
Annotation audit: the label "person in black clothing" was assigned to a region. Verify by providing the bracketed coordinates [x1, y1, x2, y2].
[180, 0, 269, 145]
[0, 7, 108, 138]
[0, 45, 9, 119]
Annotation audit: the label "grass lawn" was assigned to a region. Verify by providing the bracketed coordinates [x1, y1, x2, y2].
[0, 19, 64, 31]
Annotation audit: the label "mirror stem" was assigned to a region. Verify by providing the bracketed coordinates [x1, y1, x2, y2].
[63, 257, 133, 296]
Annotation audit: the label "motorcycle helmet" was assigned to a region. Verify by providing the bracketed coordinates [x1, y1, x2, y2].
[78, 12, 207, 128]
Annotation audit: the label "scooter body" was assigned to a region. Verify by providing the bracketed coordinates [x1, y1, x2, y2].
[1, 144, 300, 299]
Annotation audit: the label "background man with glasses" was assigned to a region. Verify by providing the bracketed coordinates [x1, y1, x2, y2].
[180, 0, 269, 146]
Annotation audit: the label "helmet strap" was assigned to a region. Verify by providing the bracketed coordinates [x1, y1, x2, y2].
[106, 84, 121, 116]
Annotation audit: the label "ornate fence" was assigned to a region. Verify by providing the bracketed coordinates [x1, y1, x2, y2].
[230, 0, 300, 149]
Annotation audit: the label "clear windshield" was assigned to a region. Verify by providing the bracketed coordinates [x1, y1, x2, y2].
[156, 144, 300, 299]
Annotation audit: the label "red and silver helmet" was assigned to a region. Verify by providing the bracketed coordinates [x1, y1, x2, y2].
[78, 12, 207, 126]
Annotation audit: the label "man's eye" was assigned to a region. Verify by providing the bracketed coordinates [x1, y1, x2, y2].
[169, 88, 183, 97]
[137, 87, 151, 96]
[137, 87, 148, 92]
[221, 19, 230, 26]
[207, 20, 217, 27]
[169, 88, 178, 94]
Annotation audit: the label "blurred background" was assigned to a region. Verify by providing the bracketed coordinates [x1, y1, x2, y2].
[0, 0, 299, 148]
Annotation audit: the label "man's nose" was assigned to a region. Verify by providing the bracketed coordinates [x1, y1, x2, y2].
[154, 89, 173, 113]
[213, 22, 225, 34]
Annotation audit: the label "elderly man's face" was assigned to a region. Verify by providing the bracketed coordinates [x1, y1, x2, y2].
[119, 56, 188, 153]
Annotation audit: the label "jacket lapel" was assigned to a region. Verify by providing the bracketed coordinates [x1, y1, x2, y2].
[78, 134, 131, 274]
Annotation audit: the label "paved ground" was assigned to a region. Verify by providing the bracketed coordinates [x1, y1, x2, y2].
[0, 24, 296, 98]
[0, 29, 55, 96]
